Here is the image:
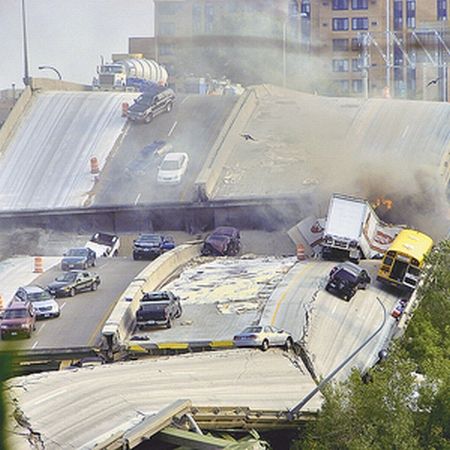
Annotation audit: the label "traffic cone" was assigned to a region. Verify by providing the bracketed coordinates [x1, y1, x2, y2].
[34, 256, 43, 273]
[382, 86, 391, 99]
[90, 157, 100, 174]
[121, 102, 129, 117]
[296, 244, 306, 261]
[0, 294, 4, 312]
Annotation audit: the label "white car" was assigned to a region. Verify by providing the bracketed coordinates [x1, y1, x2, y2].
[85, 232, 120, 257]
[14, 286, 60, 319]
[233, 325, 293, 351]
[157, 152, 189, 184]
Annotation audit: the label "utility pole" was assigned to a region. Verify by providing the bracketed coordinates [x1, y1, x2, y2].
[21, 0, 30, 86]
[386, 0, 391, 92]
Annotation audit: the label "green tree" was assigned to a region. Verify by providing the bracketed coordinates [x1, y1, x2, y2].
[0, 350, 13, 450]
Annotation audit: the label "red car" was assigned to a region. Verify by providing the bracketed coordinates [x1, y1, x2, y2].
[0, 301, 36, 339]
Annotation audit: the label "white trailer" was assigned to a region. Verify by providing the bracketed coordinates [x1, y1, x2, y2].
[322, 194, 403, 262]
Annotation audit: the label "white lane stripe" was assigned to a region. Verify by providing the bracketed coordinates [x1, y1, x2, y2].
[61, 302, 66, 310]
[39, 323, 47, 333]
[181, 95, 190, 105]
[168, 121, 178, 136]
[32, 388, 68, 406]
[134, 193, 141, 205]
[31, 341, 38, 349]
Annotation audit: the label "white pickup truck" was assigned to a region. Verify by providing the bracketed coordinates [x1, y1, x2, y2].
[85, 232, 120, 258]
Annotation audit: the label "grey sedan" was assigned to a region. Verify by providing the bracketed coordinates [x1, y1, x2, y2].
[233, 325, 294, 351]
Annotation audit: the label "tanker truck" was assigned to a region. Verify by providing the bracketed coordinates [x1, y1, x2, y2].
[93, 56, 168, 91]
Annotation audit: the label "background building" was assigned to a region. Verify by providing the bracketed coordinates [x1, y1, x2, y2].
[129, 0, 450, 99]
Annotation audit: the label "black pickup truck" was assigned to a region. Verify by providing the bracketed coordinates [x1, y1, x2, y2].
[135, 291, 182, 329]
[133, 234, 175, 260]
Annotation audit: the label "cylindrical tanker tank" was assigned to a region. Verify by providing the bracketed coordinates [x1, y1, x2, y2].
[118, 59, 168, 85]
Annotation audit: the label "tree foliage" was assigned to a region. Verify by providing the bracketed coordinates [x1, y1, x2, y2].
[293, 240, 450, 450]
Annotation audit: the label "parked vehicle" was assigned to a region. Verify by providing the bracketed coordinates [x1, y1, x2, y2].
[201, 226, 241, 256]
[391, 298, 409, 320]
[325, 262, 371, 301]
[127, 85, 175, 123]
[133, 234, 175, 260]
[85, 232, 120, 257]
[47, 270, 101, 297]
[233, 325, 293, 351]
[157, 152, 189, 184]
[322, 194, 402, 263]
[14, 286, 60, 319]
[0, 301, 36, 339]
[124, 141, 173, 178]
[61, 247, 96, 270]
[136, 293, 182, 329]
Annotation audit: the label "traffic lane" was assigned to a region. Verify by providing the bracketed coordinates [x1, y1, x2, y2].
[304, 261, 400, 381]
[94, 95, 237, 206]
[21, 258, 148, 350]
[130, 303, 258, 343]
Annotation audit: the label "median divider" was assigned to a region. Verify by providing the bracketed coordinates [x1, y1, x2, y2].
[127, 339, 234, 356]
[101, 243, 201, 354]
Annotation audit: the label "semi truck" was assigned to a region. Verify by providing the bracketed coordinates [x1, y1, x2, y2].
[321, 194, 403, 262]
[93, 55, 168, 91]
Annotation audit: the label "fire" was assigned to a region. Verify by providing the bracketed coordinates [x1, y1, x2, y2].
[372, 197, 393, 210]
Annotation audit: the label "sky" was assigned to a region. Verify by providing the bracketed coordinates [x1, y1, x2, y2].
[0, 0, 154, 90]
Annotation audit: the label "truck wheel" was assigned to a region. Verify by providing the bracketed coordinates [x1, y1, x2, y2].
[166, 318, 172, 329]
[166, 102, 173, 113]
[261, 339, 269, 351]
[144, 113, 153, 124]
[70, 288, 76, 297]
[284, 337, 293, 351]
[176, 307, 182, 318]
[91, 282, 98, 291]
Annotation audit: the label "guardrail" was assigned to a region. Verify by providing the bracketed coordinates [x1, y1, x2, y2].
[102, 243, 201, 354]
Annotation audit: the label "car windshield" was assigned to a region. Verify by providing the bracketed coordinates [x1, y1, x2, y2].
[143, 292, 169, 301]
[67, 248, 87, 256]
[334, 269, 357, 283]
[56, 272, 77, 282]
[27, 290, 52, 302]
[160, 160, 180, 171]
[140, 235, 160, 242]
[91, 233, 114, 245]
[4, 309, 27, 319]
[242, 326, 262, 334]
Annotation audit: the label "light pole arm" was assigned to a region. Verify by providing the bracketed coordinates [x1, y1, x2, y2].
[288, 297, 387, 419]
[38, 65, 62, 80]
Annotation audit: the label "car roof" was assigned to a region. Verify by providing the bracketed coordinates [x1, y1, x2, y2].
[338, 262, 365, 273]
[7, 301, 30, 310]
[21, 285, 45, 294]
[162, 152, 188, 162]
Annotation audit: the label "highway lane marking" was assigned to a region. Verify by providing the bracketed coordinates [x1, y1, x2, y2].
[61, 302, 66, 310]
[31, 341, 38, 349]
[38, 323, 47, 334]
[270, 262, 313, 326]
[181, 95, 190, 105]
[168, 121, 178, 136]
[32, 388, 67, 406]
[134, 193, 142, 205]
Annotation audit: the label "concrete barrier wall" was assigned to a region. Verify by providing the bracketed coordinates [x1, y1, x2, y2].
[102, 243, 201, 350]
[194, 86, 261, 201]
[0, 86, 33, 155]
[30, 77, 92, 92]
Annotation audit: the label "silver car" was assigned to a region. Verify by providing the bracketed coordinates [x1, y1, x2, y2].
[14, 286, 60, 319]
[233, 325, 294, 351]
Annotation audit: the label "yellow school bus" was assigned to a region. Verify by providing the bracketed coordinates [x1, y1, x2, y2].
[377, 229, 433, 291]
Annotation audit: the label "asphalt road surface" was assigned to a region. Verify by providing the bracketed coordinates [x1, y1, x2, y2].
[5, 257, 148, 350]
[94, 94, 237, 205]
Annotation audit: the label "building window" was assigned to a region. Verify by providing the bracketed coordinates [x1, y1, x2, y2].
[352, 58, 362, 71]
[301, 0, 311, 18]
[336, 79, 350, 93]
[158, 3, 182, 15]
[333, 38, 349, 51]
[352, 0, 368, 9]
[438, 0, 448, 20]
[332, 18, 349, 31]
[159, 23, 176, 36]
[205, 3, 214, 33]
[351, 37, 361, 51]
[159, 44, 175, 56]
[352, 17, 368, 30]
[394, 0, 403, 30]
[352, 79, 363, 92]
[332, 0, 349, 10]
[406, 1, 416, 28]
[193, 4, 202, 33]
[333, 59, 350, 72]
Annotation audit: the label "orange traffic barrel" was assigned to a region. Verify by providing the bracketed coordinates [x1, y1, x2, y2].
[34, 256, 43, 273]
[0, 294, 4, 311]
[90, 157, 100, 174]
[121, 102, 129, 117]
[382, 86, 391, 99]
[296, 244, 306, 261]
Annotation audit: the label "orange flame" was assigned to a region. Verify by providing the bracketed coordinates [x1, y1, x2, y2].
[372, 197, 393, 210]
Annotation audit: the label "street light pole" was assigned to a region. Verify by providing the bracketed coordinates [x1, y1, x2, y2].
[386, 0, 391, 92]
[38, 65, 62, 80]
[21, 0, 30, 86]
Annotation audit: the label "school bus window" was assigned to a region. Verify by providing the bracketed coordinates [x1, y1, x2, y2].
[383, 256, 393, 265]
[409, 267, 420, 276]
